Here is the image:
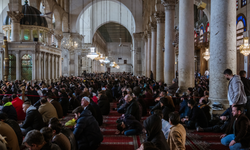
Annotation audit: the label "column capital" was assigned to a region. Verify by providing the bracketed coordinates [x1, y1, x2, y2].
[54, 34, 63, 41]
[154, 12, 165, 23]
[150, 22, 157, 31]
[161, 0, 176, 10]
[47, 30, 54, 37]
[7, 11, 24, 23]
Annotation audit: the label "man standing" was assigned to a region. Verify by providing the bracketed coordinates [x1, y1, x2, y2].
[167, 112, 186, 150]
[239, 70, 250, 119]
[224, 69, 247, 106]
[220, 105, 250, 150]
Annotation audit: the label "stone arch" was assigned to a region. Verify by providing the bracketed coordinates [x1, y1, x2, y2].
[62, 13, 68, 32]
[0, 5, 8, 33]
[77, 0, 136, 43]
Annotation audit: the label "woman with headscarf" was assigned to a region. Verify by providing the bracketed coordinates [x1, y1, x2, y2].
[143, 114, 170, 150]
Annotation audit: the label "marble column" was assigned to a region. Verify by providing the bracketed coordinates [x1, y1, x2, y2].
[20, 29, 24, 41]
[16, 51, 20, 80]
[133, 33, 143, 76]
[7, 30, 10, 41]
[154, 12, 165, 82]
[32, 53, 36, 81]
[162, 0, 176, 85]
[55, 35, 63, 48]
[52, 55, 55, 81]
[55, 56, 58, 80]
[30, 29, 33, 42]
[37, 29, 40, 42]
[48, 54, 51, 83]
[144, 35, 148, 77]
[178, 0, 194, 92]
[147, 32, 151, 78]
[74, 51, 79, 76]
[47, 30, 54, 45]
[43, 53, 47, 82]
[7, 11, 23, 42]
[37, 52, 42, 82]
[150, 22, 157, 80]
[209, 0, 236, 107]
[0, 50, 3, 80]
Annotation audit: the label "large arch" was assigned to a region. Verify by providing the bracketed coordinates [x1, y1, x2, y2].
[77, 0, 136, 43]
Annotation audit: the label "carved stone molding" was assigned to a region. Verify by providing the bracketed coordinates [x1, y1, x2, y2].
[150, 22, 157, 31]
[7, 11, 24, 23]
[161, 0, 176, 10]
[54, 34, 63, 41]
[154, 12, 165, 23]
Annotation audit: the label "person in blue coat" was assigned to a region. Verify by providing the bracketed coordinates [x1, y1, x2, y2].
[73, 107, 103, 150]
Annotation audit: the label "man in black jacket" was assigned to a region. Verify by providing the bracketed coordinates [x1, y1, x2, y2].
[239, 70, 250, 119]
[1, 97, 17, 121]
[124, 94, 140, 121]
[58, 89, 69, 116]
[73, 107, 103, 150]
[220, 105, 250, 150]
[181, 99, 208, 129]
[81, 97, 97, 121]
[20, 101, 44, 135]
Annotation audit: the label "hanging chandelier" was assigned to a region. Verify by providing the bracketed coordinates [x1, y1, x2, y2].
[99, 54, 105, 63]
[110, 62, 116, 67]
[240, 37, 250, 56]
[115, 65, 120, 69]
[62, 35, 78, 51]
[100, 63, 104, 67]
[94, 52, 101, 61]
[103, 57, 110, 64]
[202, 48, 210, 61]
[87, 47, 99, 60]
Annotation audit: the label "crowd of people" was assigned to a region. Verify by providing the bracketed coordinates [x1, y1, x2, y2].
[0, 69, 249, 150]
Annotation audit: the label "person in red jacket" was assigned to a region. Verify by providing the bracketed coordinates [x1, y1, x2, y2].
[11, 94, 26, 120]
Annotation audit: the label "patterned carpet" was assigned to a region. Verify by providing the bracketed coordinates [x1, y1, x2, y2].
[61, 103, 230, 150]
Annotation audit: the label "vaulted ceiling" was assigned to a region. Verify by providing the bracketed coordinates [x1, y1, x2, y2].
[97, 22, 132, 43]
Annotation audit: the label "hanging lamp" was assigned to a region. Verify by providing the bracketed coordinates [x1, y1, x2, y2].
[87, 47, 99, 60]
[103, 57, 110, 64]
[240, 0, 250, 56]
[99, 54, 105, 63]
[202, 48, 210, 61]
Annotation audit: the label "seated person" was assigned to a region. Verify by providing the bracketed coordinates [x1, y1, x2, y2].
[23, 130, 52, 150]
[116, 114, 143, 136]
[98, 90, 110, 115]
[1, 97, 17, 121]
[179, 94, 190, 119]
[181, 99, 208, 129]
[144, 114, 170, 150]
[168, 78, 178, 96]
[20, 101, 44, 135]
[40, 127, 61, 150]
[48, 118, 71, 150]
[154, 110, 172, 139]
[38, 98, 58, 124]
[221, 105, 250, 150]
[47, 94, 63, 119]
[124, 94, 140, 121]
[11, 94, 26, 120]
[73, 106, 103, 150]
[198, 99, 211, 121]
[0, 112, 23, 146]
[0, 120, 19, 150]
[197, 107, 232, 133]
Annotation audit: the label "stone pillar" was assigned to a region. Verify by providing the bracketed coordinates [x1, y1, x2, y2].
[209, 0, 236, 107]
[7, 30, 10, 41]
[43, 31, 46, 43]
[144, 35, 148, 76]
[47, 54, 51, 83]
[55, 56, 58, 80]
[37, 29, 40, 42]
[16, 51, 20, 80]
[162, 0, 175, 85]
[0, 50, 3, 80]
[178, 0, 194, 92]
[32, 53, 36, 81]
[30, 29, 33, 42]
[133, 33, 143, 76]
[43, 53, 47, 82]
[47, 30, 54, 45]
[147, 32, 151, 78]
[154, 12, 165, 82]
[55, 35, 63, 48]
[175, 52, 178, 78]
[200, 47, 207, 76]
[150, 22, 157, 80]
[7, 11, 23, 42]
[36, 52, 41, 82]
[52, 55, 55, 81]
[20, 29, 24, 41]
[75, 51, 79, 76]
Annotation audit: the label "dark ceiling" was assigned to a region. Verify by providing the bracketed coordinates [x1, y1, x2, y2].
[97, 22, 132, 43]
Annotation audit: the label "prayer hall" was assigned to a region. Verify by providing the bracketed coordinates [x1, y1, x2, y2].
[0, 0, 249, 150]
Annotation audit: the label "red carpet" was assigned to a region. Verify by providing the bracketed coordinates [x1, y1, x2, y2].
[61, 103, 230, 150]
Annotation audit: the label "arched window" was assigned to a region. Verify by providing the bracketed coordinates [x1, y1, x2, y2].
[242, 0, 247, 7]
[8, 54, 16, 81]
[236, 15, 247, 50]
[237, 15, 247, 31]
[21, 54, 32, 81]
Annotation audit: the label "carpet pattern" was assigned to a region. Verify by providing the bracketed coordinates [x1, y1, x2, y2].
[61, 103, 230, 150]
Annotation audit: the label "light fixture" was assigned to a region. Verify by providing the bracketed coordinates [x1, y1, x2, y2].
[94, 52, 101, 61]
[61, 35, 78, 51]
[240, 37, 250, 56]
[202, 48, 210, 61]
[103, 57, 110, 64]
[87, 47, 99, 60]
[110, 62, 115, 67]
[99, 54, 105, 63]
[116, 65, 120, 69]
[101, 63, 104, 67]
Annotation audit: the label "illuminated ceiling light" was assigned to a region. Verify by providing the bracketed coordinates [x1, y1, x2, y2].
[240, 37, 250, 56]
[86, 47, 99, 60]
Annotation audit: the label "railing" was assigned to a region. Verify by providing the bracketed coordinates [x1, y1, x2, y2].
[194, 32, 210, 48]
